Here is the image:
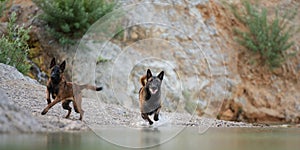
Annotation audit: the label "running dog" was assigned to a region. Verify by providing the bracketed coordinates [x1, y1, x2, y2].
[41, 58, 102, 120]
[139, 69, 164, 125]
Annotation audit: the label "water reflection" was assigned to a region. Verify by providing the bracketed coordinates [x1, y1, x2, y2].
[0, 127, 300, 150]
[46, 132, 82, 150]
[91, 126, 181, 148]
[140, 127, 161, 148]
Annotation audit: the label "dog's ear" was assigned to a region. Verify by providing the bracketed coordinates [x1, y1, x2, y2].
[146, 69, 152, 80]
[50, 58, 56, 69]
[60, 60, 66, 72]
[157, 71, 164, 81]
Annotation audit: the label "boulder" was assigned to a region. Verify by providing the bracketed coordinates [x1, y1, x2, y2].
[0, 88, 42, 133]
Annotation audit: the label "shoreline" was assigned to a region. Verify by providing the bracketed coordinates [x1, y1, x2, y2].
[1, 63, 295, 134]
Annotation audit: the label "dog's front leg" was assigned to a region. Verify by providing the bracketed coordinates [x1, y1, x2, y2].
[46, 87, 51, 104]
[141, 113, 153, 125]
[154, 106, 161, 121]
[41, 97, 61, 115]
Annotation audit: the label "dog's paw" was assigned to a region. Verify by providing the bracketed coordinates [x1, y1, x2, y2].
[96, 87, 103, 91]
[41, 110, 47, 115]
[149, 121, 154, 125]
[47, 99, 51, 104]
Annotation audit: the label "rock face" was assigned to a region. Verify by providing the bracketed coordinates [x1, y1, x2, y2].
[72, 0, 300, 124]
[4, 0, 300, 124]
[0, 64, 42, 133]
[73, 0, 229, 120]
[0, 63, 38, 84]
[204, 0, 300, 124]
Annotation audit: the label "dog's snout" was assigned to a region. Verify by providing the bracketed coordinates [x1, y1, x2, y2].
[50, 66, 61, 80]
[151, 86, 158, 90]
[51, 72, 57, 79]
[50, 70, 60, 83]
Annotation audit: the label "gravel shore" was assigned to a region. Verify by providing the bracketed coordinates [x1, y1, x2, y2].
[0, 64, 254, 133]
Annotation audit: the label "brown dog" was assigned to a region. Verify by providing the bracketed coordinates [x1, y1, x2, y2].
[41, 58, 102, 120]
[139, 69, 164, 125]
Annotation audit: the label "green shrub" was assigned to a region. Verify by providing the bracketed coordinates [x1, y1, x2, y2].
[33, 0, 115, 45]
[231, 1, 298, 68]
[96, 56, 109, 64]
[0, 0, 7, 17]
[0, 12, 31, 74]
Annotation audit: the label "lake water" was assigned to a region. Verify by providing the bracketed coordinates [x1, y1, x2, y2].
[1, 127, 299, 150]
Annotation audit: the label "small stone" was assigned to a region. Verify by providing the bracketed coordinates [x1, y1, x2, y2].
[130, 32, 138, 40]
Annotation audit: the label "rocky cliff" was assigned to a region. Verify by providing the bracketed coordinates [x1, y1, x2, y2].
[73, 0, 300, 124]
[2, 0, 300, 124]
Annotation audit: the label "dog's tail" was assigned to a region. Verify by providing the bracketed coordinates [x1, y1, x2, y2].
[140, 75, 147, 86]
[79, 84, 103, 91]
